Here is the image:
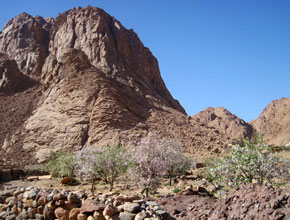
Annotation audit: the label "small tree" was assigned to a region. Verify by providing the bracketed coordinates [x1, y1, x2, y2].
[202, 137, 290, 190]
[97, 145, 132, 191]
[74, 147, 100, 192]
[45, 151, 76, 179]
[74, 145, 131, 192]
[160, 138, 192, 186]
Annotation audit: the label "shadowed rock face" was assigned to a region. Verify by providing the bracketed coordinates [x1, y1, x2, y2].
[0, 6, 231, 167]
[192, 107, 253, 142]
[0, 53, 22, 93]
[251, 97, 290, 146]
[0, 53, 37, 93]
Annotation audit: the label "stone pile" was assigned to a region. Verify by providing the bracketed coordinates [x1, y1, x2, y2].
[0, 186, 173, 220]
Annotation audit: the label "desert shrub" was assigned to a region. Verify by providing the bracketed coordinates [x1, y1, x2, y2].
[160, 138, 192, 186]
[202, 138, 290, 190]
[45, 151, 76, 178]
[131, 132, 191, 197]
[75, 145, 131, 192]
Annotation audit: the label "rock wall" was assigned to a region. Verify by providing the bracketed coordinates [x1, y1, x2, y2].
[0, 187, 173, 220]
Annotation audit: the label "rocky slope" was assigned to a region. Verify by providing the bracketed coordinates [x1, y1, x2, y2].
[192, 107, 253, 143]
[0, 6, 230, 168]
[159, 184, 290, 220]
[251, 97, 290, 146]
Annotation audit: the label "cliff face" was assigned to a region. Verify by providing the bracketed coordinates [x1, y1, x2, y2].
[0, 6, 229, 168]
[250, 97, 290, 146]
[0, 13, 52, 79]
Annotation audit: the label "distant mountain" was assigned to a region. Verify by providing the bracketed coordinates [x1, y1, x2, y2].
[192, 107, 253, 142]
[250, 97, 290, 146]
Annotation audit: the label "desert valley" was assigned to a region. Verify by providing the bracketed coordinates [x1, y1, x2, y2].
[0, 6, 289, 220]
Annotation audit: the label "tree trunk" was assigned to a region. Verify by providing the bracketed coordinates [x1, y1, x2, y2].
[91, 179, 95, 193]
[110, 181, 114, 191]
[145, 188, 149, 198]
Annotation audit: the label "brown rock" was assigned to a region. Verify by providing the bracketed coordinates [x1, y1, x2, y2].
[43, 204, 56, 220]
[38, 196, 47, 206]
[103, 205, 119, 217]
[69, 208, 81, 220]
[134, 212, 149, 220]
[80, 199, 105, 214]
[65, 201, 79, 210]
[55, 206, 70, 220]
[26, 176, 39, 181]
[23, 198, 33, 208]
[123, 202, 140, 214]
[61, 177, 77, 185]
[77, 213, 88, 220]
[53, 192, 66, 201]
[93, 210, 105, 220]
[68, 192, 80, 204]
[37, 205, 44, 214]
[56, 200, 66, 206]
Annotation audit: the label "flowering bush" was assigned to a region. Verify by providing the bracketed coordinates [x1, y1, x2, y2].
[160, 138, 192, 186]
[74, 147, 100, 192]
[202, 138, 289, 190]
[131, 132, 191, 197]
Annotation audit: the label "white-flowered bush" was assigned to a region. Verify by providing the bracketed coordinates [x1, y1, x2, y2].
[202, 137, 290, 190]
[131, 132, 192, 197]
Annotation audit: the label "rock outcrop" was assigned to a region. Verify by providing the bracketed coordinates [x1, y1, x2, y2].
[0, 6, 230, 168]
[251, 97, 290, 146]
[0, 53, 23, 93]
[0, 53, 37, 93]
[0, 13, 52, 79]
[192, 107, 253, 142]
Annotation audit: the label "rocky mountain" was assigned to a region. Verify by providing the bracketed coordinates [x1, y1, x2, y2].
[250, 97, 290, 146]
[192, 107, 253, 142]
[0, 6, 229, 168]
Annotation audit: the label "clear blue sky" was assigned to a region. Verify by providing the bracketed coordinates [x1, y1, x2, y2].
[1, 0, 290, 122]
